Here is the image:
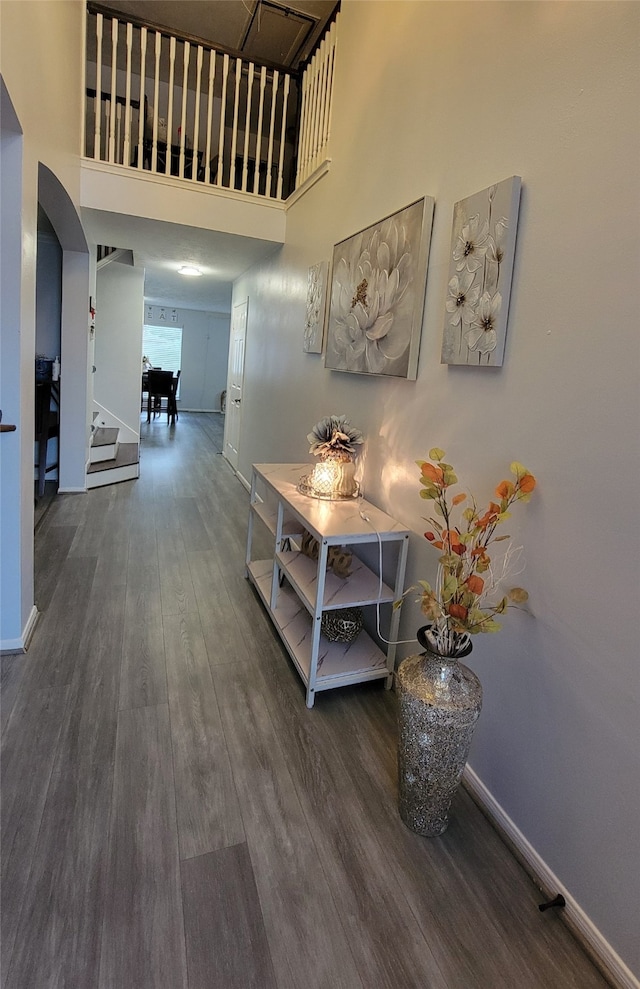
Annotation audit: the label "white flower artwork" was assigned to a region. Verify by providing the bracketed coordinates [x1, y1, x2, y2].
[325, 197, 435, 379]
[441, 176, 521, 366]
[303, 261, 329, 354]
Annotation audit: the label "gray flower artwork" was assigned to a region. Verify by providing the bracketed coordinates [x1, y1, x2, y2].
[441, 176, 521, 366]
[303, 261, 328, 354]
[325, 197, 434, 379]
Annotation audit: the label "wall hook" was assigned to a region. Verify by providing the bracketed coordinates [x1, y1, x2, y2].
[539, 893, 566, 912]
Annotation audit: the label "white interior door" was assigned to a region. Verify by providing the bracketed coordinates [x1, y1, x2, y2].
[224, 299, 247, 470]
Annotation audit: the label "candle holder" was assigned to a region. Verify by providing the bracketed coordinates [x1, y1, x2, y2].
[299, 414, 363, 500]
[297, 458, 359, 500]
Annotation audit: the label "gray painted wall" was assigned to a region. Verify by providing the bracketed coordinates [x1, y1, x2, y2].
[231, 0, 640, 980]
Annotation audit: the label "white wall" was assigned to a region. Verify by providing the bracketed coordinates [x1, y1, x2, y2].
[0, 79, 29, 649]
[0, 0, 87, 646]
[232, 1, 640, 981]
[95, 262, 144, 433]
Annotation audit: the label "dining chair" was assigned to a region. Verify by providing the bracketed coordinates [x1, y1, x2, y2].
[146, 370, 178, 425]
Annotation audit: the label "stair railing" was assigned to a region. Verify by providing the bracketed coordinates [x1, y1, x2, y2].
[85, 3, 338, 200]
[85, 3, 298, 199]
[296, 15, 338, 187]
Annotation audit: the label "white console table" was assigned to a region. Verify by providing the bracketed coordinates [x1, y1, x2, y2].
[245, 464, 410, 708]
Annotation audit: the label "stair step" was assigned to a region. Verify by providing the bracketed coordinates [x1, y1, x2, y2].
[92, 427, 119, 447]
[90, 427, 119, 464]
[86, 443, 139, 489]
[86, 462, 139, 489]
[87, 443, 138, 473]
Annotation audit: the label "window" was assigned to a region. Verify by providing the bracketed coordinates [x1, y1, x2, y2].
[143, 324, 182, 395]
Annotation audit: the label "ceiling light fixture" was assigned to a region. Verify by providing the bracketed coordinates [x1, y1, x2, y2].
[178, 265, 202, 276]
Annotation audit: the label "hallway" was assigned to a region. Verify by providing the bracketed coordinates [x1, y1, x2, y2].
[1, 414, 609, 989]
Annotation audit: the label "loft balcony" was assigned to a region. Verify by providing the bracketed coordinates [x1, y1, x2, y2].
[83, 2, 337, 206]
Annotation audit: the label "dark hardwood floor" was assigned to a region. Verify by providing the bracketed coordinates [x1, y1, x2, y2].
[1, 413, 611, 989]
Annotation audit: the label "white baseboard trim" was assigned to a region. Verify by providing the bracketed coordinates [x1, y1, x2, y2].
[219, 455, 249, 491]
[236, 469, 250, 492]
[22, 605, 39, 649]
[463, 766, 639, 989]
[57, 486, 88, 493]
[0, 605, 39, 654]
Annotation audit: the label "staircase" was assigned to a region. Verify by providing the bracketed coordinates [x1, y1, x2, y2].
[87, 419, 139, 489]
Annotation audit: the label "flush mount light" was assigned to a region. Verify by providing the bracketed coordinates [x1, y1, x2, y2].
[178, 265, 202, 276]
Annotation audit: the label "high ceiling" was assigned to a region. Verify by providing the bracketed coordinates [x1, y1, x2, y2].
[85, 1, 336, 312]
[97, 0, 338, 70]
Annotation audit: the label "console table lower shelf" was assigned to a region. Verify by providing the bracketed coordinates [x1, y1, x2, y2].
[248, 559, 390, 696]
[246, 463, 410, 707]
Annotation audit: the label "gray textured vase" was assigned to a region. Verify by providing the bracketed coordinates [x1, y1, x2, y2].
[396, 627, 482, 836]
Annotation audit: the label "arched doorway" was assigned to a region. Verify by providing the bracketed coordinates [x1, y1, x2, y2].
[37, 163, 91, 494]
[0, 75, 92, 651]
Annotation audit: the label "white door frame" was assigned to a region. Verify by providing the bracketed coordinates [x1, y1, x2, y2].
[223, 298, 248, 471]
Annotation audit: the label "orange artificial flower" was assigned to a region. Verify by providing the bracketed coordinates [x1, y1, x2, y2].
[443, 529, 466, 555]
[466, 575, 484, 595]
[477, 503, 500, 529]
[517, 473, 536, 494]
[496, 480, 514, 499]
[420, 462, 445, 486]
[408, 448, 536, 640]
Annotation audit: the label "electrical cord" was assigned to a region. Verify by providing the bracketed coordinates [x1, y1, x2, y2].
[358, 498, 416, 647]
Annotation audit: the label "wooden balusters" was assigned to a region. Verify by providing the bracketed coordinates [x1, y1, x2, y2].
[108, 17, 118, 162]
[136, 26, 147, 170]
[192, 45, 204, 183]
[254, 66, 267, 195]
[85, 7, 338, 199]
[203, 48, 216, 185]
[178, 41, 190, 179]
[216, 53, 229, 186]
[93, 13, 103, 160]
[123, 22, 133, 167]
[296, 16, 338, 186]
[276, 74, 290, 200]
[241, 63, 255, 192]
[266, 70, 278, 197]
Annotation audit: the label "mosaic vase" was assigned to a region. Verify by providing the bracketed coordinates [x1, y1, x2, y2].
[396, 627, 482, 836]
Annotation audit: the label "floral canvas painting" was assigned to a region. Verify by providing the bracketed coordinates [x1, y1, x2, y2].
[324, 197, 434, 379]
[303, 261, 328, 354]
[441, 176, 521, 366]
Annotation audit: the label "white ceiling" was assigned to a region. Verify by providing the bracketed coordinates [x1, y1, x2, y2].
[82, 208, 282, 312]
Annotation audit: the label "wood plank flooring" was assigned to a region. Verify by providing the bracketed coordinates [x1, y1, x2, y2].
[0, 413, 612, 989]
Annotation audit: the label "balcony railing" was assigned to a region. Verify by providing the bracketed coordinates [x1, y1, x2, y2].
[296, 16, 337, 187]
[84, 4, 338, 201]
